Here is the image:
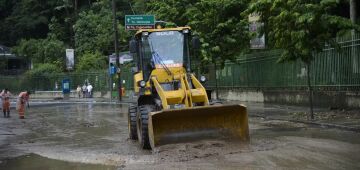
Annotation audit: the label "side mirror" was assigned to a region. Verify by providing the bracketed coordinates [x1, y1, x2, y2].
[191, 36, 201, 50]
[129, 39, 137, 54]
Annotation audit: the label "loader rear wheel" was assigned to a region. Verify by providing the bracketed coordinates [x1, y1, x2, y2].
[128, 104, 138, 140]
[137, 105, 154, 149]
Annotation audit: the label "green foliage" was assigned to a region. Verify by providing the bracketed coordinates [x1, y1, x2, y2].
[247, 0, 357, 63]
[147, 0, 196, 26]
[74, 2, 113, 55]
[187, 0, 251, 64]
[13, 37, 66, 68]
[0, 0, 62, 46]
[147, 0, 251, 65]
[20, 63, 63, 91]
[25, 63, 61, 77]
[48, 17, 67, 41]
[76, 51, 106, 72]
[74, 1, 131, 56]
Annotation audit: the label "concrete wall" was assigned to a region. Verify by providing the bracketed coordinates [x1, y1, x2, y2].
[214, 90, 264, 102]
[212, 89, 360, 108]
[32, 89, 360, 108]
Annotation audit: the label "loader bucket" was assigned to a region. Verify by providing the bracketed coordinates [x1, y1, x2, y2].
[148, 104, 249, 148]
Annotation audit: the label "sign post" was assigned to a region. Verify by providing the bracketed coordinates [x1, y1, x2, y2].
[125, 15, 155, 30]
[65, 49, 75, 70]
[109, 54, 117, 102]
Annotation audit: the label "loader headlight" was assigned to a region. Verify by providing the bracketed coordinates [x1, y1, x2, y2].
[183, 29, 189, 34]
[200, 75, 206, 83]
[142, 32, 149, 36]
[139, 80, 146, 88]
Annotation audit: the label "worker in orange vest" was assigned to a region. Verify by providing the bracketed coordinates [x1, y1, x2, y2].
[0, 89, 12, 118]
[16, 91, 30, 119]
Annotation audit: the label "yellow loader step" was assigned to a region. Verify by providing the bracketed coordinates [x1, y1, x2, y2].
[148, 104, 249, 148]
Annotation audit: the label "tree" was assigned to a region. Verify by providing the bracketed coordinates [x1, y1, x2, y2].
[141, 0, 252, 99]
[247, 0, 357, 120]
[73, 0, 130, 56]
[76, 51, 107, 72]
[147, 0, 252, 63]
[0, 0, 63, 46]
[146, 0, 198, 26]
[25, 63, 62, 77]
[187, 0, 251, 64]
[13, 37, 66, 69]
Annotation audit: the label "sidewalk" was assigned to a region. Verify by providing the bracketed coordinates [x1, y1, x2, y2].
[2, 97, 136, 109]
[242, 102, 360, 132]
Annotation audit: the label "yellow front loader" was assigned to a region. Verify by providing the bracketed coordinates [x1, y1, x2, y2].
[127, 25, 249, 149]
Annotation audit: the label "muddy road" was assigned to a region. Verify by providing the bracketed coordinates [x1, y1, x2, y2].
[0, 103, 360, 169]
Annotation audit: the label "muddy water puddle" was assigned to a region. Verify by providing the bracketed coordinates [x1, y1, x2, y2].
[0, 154, 116, 170]
[0, 103, 360, 169]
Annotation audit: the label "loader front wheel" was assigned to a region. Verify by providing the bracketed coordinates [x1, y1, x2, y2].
[137, 105, 154, 149]
[128, 104, 138, 140]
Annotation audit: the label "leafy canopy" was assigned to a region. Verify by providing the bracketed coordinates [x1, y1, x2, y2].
[73, 0, 130, 56]
[73, 1, 114, 56]
[247, 0, 357, 63]
[147, 0, 251, 65]
[25, 63, 62, 77]
[76, 51, 106, 72]
[13, 37, 66, 69]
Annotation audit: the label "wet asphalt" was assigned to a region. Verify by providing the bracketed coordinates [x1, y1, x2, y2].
[0, 102, 359, 170]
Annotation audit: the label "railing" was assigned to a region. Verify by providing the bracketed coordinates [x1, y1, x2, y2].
[1, 33, 360, 93]
[0, 70, 134, 93]
[204, 34, 360, 91]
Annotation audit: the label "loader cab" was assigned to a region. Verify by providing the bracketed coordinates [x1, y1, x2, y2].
[130, 27, 193, 82]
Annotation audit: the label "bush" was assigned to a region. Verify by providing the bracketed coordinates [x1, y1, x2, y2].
[76, 51, 106, 72]
[21, 63, 64, 91]
[13, 38, 66, 69]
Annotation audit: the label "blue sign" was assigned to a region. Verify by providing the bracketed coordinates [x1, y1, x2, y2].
[109, 66, 116, 75]
[62, 79, 70, 94]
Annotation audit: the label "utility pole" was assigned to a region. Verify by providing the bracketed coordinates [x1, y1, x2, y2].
[350, 0, 359, 73]
[350, 0, 357, 24]
[112, 0, 122, 101]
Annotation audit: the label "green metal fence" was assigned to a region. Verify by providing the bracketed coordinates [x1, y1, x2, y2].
[1, 34, 360, 93]
[205, 35, 360, 91]
[0, 71, 134, 93]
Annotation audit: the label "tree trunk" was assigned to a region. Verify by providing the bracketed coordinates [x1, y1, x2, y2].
[306, 62, 314, 120]
[350, 0, 357, 23]
[74, 0, 78, 13]
[214, 62, 219, 100]
[350, 0, 359, 73]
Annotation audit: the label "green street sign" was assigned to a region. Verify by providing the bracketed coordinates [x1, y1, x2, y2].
[125, 15, 155, 30]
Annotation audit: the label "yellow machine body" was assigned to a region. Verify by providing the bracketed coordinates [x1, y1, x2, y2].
[130, 27, 249, 149]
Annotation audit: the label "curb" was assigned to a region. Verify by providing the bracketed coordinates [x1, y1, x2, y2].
[289, 119, 360, 133]
[251, 114, 360, 133]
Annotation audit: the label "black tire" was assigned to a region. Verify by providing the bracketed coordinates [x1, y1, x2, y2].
[136, 105, 154, 149]
[128, 104, 138, 140]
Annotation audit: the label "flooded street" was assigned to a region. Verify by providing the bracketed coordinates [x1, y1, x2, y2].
[0, 103, 360, 169]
